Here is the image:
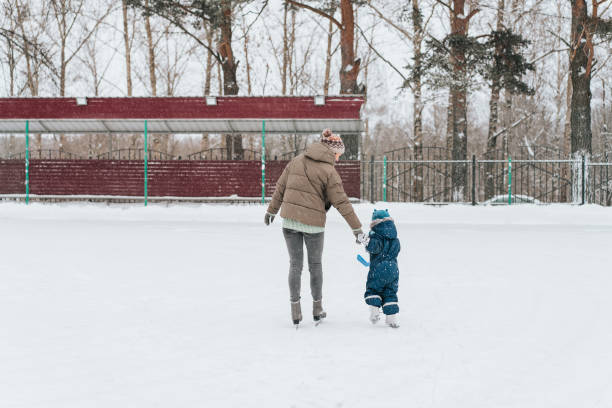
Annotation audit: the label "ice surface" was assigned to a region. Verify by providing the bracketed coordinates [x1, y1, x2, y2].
[1, 202, 612, 407]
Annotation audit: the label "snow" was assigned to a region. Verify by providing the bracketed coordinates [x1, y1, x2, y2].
[1, 202, 612, 407]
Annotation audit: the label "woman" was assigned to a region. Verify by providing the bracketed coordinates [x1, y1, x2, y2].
[264, 129, 363, 327]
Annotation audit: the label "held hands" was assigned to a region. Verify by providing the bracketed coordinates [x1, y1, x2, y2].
[353, 229, 367, 245]
[357, 232, 370, 246]
[264, 212, 275, 226]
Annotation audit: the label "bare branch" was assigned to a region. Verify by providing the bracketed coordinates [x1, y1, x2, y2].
[433, 0, 453, 13]
[131, 2, 222, 64]
[466, 8, 480, 21]
[491, 112, 535, 140]
[530, 48, 570, 65]
[366, 1, 412, 40]
[236, 0, 269, 41]
[285, 0, 343, 29]
[354, 22, 410, 87]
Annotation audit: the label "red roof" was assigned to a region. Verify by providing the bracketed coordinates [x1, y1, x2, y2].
[0, 96, 363, 119]
[0, 96, 364, 134]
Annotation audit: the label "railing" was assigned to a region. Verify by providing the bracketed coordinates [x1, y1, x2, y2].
[8, 149, 85, 160]
[186, 148, 261, 161]
[5, 148, 326, 161]
[96, 149, 176, 160]
[361, 155, 611, 206]
[587, 158, 612, 206]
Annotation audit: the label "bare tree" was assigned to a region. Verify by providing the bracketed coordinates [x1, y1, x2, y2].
[287, 0, 365, 158]
[48, 0, 113, 151]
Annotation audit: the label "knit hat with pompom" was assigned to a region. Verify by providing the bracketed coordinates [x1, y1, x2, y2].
[320, 128, 345, 156]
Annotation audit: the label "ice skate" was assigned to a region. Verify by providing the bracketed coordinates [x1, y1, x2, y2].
[313, 299, 327, 326]
[385, 313, 400, 328]
[291, 300, 302, 328]
[368, 305, 380, 324]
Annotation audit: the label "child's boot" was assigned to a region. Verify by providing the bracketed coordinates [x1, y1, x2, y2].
[313, 299, 326, 325]
[385, 313, 400, 328]
[368, 305, 381, 324]
[291, 300, 302, 327]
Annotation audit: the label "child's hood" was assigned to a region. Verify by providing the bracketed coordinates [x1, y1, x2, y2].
[369, 217, 397, 239]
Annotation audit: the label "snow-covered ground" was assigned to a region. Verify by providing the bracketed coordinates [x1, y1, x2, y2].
[1, 202, 611, 408]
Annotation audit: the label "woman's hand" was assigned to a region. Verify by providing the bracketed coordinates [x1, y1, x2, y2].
[264, 212, 275, 226]
[353, 229, 364, 244]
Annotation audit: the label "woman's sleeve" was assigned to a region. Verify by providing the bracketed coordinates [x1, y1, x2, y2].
[266, 163, 290, 215]
[325, 167, 362, 231]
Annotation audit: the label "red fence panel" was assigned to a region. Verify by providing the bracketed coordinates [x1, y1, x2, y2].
[30, 160, 144, 196]
[0, 160, 25, 194]
[1, 159, 360, 198]
[148, 160, 261, 197]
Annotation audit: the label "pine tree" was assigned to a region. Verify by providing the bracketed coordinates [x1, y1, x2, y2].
[483, 29, 534, 199]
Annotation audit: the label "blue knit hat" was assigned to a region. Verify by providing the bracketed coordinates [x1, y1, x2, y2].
[371, 209, 390, 221]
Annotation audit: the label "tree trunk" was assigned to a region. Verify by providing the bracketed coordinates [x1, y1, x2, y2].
[15, 2, 37, 97]
[449, 0, 470, 201]
[339, 0, 362, 159]
[503, 91, 513, 157]
[323, 12, 334, 96]
[204, 24, 214, 95]
[202, 23, 214, 154]
[485, 0, 505, 199]
[485, 84, 501, 199]
[282, 3, 288, 95]
[445, 93, 453, 200]
[412, 0, 424, 201]
[59, 1, 67, 152]
[560, 74, 572, 202]
[289, 8, 296, 94]
[569, 0, 592, 157]
[144, 0, 157, 96]
[218, 0, 242, 159]
[122, 0, 132, 96]
[242, 19, 252, 95]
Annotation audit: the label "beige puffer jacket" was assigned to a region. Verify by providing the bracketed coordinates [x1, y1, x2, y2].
[267, 142, 361, 230]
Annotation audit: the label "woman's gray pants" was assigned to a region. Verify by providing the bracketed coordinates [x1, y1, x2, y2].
[282, 228, 324, 302]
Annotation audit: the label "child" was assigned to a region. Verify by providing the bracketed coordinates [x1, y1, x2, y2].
[360, 209, 400, 328]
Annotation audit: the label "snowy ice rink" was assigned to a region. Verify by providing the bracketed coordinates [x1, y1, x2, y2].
[1, 202, 611, 407]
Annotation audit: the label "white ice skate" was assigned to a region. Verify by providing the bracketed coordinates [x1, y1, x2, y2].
[385, 313, 400, 328]
[368, 306, 381, 324]
[313, 300, 326, 326]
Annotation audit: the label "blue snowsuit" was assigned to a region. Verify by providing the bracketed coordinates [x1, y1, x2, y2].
[364, 214, 400, 315]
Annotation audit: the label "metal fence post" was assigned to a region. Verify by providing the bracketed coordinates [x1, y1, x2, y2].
[261, 120, 266, 204]
[369, 155, 374, 204]
[471, 154, 476, 206]
[508, 157, 512, 205]
[383, 155, 387, 202]
[25, 120, 29, 205]
[144, 120, 148, 207]
[581, 154, 586, 205]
